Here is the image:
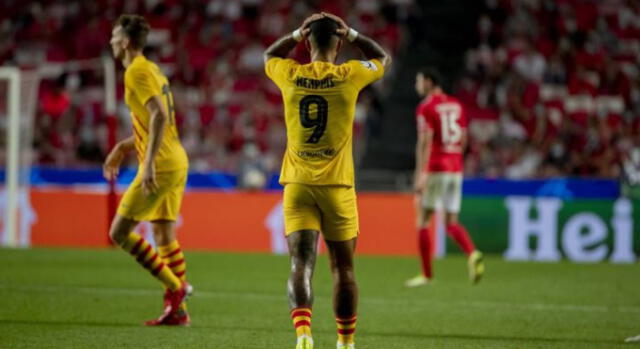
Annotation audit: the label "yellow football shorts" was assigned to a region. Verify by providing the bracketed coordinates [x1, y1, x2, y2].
[283, 183, 359, 241]
[117, 167, 187, 222]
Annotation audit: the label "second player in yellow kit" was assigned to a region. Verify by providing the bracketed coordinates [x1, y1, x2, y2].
[105, 14, 191, 327]
[266, 52, 384, 241]
[118, 55, 188, 222]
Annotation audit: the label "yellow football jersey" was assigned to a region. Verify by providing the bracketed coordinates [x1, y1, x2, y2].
[265, 58, 384, 186]
[124, 55, 188, 172]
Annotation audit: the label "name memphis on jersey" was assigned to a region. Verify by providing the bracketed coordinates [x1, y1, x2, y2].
[295, 77, 336, 89]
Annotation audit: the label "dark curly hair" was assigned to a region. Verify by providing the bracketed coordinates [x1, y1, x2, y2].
[417, 67, 442, 87]
[309, 17, 340, 51]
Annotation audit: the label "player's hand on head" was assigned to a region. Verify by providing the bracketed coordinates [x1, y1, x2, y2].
[299, 13, 324, 38]
[321, 12, 349, 37]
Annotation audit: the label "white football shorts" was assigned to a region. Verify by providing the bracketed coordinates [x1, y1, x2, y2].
[421, 172, 463, 213]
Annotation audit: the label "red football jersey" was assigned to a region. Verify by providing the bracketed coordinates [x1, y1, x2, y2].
[415, 92, 467, 173]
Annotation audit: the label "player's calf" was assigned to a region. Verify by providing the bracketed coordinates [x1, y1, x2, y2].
[446, 222, 475, 256]
[158, 238, 190, 312]
[327, 238, 358, 348]
[287, 230, 319, 345]
[110, 215, 183, 293]
[405, 225, 433, 287]
[108, 214, 138, 245]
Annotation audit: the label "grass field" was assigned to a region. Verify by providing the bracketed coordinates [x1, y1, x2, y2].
[0, 248, 639, 348]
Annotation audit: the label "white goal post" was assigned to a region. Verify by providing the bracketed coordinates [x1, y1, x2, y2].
[0, 56, 116, 248]
[0, 67, 22, 248]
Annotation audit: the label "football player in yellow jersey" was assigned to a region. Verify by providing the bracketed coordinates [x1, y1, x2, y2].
[264, 12, 391, 349]
[104, 14, 191, 326]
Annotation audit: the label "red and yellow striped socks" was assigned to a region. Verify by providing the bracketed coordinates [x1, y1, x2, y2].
[336, 315, 357, 345]
[158, 240, 187, 280]
[291, 307, 312, 338]
[158, 240, 188, 310]
[122, 232, 181, 291]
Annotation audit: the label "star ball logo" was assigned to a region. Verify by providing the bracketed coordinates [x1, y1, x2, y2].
[359, 60, 378, 71]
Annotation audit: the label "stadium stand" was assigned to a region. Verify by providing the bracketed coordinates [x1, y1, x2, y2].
[363, 0, 640, 182]
[459, 0, 640, 179]
[0, 0, 408, 175]
[1, 0, 639, 183]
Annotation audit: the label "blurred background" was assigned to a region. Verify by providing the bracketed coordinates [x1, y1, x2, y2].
[1, 3, 639, 347]
[0, 0, 408, 186]
[0, 0, 639, 258]
[1, 0, 639, 188]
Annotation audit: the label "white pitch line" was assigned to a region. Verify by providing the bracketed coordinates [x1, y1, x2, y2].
[1, 283, 639, 314]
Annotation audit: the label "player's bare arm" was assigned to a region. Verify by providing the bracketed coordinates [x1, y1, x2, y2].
[322, 12, 392, 68]
[461, 129, 468, 152]
[415, 128, 433, 194]
[414, 131, 426, 193]
[414, 131, 425, 191]
[103, 136, 135, 181]
[353, 34, 392, 69]
[141, 95, 169, 195]
[263, 33, 298, 63]
[263, 13, 324, 63]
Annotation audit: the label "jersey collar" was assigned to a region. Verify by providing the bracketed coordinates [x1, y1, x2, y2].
[423, 91, 444, 105]
[131, 55, 146, 65]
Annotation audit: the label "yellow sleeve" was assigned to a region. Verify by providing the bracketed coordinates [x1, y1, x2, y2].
[125, 65, 162, 105]
[265, 57, 298, 87]
[347, 59, 385, 90]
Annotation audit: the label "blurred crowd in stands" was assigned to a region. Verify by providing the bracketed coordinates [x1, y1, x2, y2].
[458, 0, 640, 179]
[0, 0, 406, 178]
[1, 0, 639, 182]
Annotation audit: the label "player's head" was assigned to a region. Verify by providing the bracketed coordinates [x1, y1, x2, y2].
[306, 17, 342, 59]
[110, 14, 150, 60]
[416, 67, 442, 97]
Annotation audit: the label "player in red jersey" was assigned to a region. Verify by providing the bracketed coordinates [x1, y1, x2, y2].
[405, 67, 484, 287]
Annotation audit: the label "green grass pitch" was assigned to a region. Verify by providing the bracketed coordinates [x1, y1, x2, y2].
[0, 248, 638, 348]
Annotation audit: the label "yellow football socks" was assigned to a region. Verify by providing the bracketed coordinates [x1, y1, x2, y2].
[336, 315, 357, 345]
[159, 240, 188, 310]
[291, 307, 312, 338]
[122, 232, 181, 291]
